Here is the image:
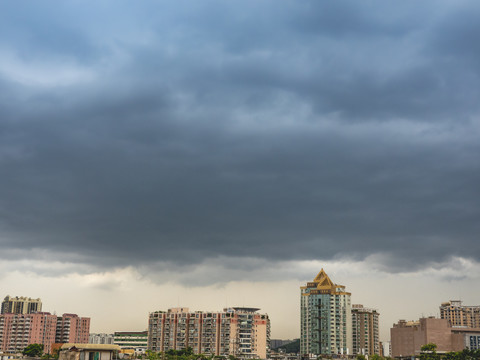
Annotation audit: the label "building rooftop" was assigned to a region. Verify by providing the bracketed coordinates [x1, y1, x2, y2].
[61, 344, 121, 351]
[232, 307, 261, 313]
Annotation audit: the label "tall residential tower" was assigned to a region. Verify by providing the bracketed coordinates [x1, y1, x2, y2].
[351, 304, 380, 356]
[300, 269, 352, 356]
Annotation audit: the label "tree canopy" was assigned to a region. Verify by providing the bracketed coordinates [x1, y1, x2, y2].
[23, 343, 44, 357]
[420, 343, 480, 360]
[145, 351, 263, 360]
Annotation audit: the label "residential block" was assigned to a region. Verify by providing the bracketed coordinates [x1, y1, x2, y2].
[148, 307, 270, 359]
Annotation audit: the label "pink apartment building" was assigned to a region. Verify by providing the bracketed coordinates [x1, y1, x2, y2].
[0, 313, 90, 353]
[56, 314, 90, 344]
[0, 313, 57, 353]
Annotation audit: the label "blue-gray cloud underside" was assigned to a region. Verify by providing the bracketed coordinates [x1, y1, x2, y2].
[0, 0, 479, 273]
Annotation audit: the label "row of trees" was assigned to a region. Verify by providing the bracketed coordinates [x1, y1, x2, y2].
[22, 343, 480, 360]
[419, 343, 480, 360]
[356, 354, 389, 360]
[22, 345, 253, 360]
[355, 344, 480, 360]
[145, 349, 261, 360]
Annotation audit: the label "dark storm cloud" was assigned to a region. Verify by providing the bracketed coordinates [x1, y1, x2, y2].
[0, 0, 479, 277]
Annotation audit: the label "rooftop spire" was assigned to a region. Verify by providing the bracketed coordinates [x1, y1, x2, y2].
[313, 268, 335, 289]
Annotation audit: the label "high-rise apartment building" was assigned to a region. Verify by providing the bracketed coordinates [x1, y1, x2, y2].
[300, 269, 352, 356]
[0, 312, 57, 353]
[0, 312, 90, 353]
[55, 313, 91, 344]
[148, 307, 270, 359]
[1, 296, 42, 314]
[440, 301, 480, 328]
[351, 304, 380, 356]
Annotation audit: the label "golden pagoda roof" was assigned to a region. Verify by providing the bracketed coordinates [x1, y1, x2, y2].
[301, 268, 351, 296]
[313, 268, 336, 290]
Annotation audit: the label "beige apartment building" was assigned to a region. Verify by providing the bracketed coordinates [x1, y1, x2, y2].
[440, 301, 480, 328]
[1, 296, 42, 315]
[352, 304, 380, 356]
[148, 307, 270, 359]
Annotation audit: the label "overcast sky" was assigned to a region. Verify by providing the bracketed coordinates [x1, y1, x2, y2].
[0, 0, 479, 342]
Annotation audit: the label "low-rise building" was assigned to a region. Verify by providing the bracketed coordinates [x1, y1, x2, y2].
[0, 353, 21, 360]
[59, 344, 120, 360]
[450, 328, 480, 351]
[390, 317, 480, 357]
[114, 331, 147, 352]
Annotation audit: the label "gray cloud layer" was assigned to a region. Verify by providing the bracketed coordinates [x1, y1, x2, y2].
[0, 1, 479, 277]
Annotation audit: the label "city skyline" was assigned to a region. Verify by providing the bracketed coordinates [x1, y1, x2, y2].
[1, 0, 479, 347]
[0, 267, 476, 343]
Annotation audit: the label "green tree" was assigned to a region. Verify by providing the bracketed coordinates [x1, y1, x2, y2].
[420, 343, 440, 360]
[184, 348, 194, 357]
[356, 355, 366, 360]
[23, 344, 44, 357]
[422, 344, 438, 353]
[444, 351, 462, 360]
[146, 351, 161, 360]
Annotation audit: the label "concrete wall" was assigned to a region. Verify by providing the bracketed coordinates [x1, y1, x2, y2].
[422, 318, 452, 353]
